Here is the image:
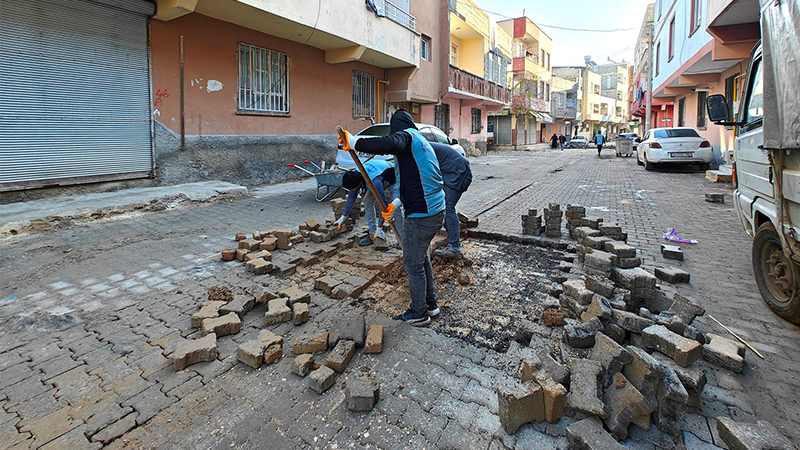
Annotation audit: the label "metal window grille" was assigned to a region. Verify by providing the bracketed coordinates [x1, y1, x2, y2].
[353, 71, 375, 119]
[435, 104, 450, 133]
[238, 43, 289, 113]
[697, 90, 707, 128]
[471, 108, 481, 134]
[678, 97, 686, 126]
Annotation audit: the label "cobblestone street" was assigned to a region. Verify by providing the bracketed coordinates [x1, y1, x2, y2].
[1, 147, 798, 449]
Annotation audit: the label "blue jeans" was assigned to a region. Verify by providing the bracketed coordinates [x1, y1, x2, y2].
[443, 185, 463, 251]
[402, 211, 444, 317]
[364, 181, 395, 236]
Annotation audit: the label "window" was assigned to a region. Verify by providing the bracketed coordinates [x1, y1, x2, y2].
[690, 0, 702, 35]
[471, 108, 481, 134]
[450, 44, 458, 66]
[616, 106, 622, 116]
[556, 93, 565, 107]
[668, 17, 675, 61]
[744, 58, 764, 127]
[421, 36, 430, 61]
[546, 52, 550, 70]
[352, 71, 375, 119]
[593, 104, 600, 114]
[237, 43, 289, 113]
[592, 84, 600, 95]
[545, 83, 550, 102]
[696, 91, 708, 129]
[541, 50, 546, 66]
[434, 104, 450, 134]
[678, 97, 686, 126]
[655, 43, 661, 75]
[653, 128, 701, 138]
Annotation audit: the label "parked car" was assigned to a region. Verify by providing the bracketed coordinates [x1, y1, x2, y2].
[566, 136, 589, 148]
[636, 127, 712, 171]
[336, 123, 465, 168]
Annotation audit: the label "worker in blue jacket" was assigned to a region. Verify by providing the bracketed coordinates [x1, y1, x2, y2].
[339, 110, 444, 327]
[334, 159, 396, 246]
[430, 142, 472, 260]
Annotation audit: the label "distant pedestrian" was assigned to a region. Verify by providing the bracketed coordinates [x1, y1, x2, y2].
[550, 133, 559, 149]
[559, 134, 566, 150]
[595, 132, 604, 156]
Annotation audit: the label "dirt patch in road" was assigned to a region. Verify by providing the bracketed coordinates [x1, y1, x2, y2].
[360, 239, 571, 352]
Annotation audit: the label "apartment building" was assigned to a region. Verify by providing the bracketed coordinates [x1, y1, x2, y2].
[553, 66, 617, 140]
[650, 0, 757, 164]
[0, 0, 443, 191]
[551, 76, 578, 138]
[429, 0, 512, 155]
[595, 62, 632, 136]
[491, 17, 554, 146]
[630, 4, 656, 134]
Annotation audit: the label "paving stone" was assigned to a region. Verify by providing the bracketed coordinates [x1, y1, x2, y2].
[246, 258, 273, 275]
[536, 349, 570, 387]
[346, 377, 380, 412]
[221, 249, 236, 261]
[613, 309, 654, 333]
[238, 238, 261, 251]
[584, 250, 614, 275]
[565, 359, 604, 418]
[292, 302, 309, 325]
[121, 384, 177, 425]
[656, 364, 689, 436]
[293, 332, 329, 354]
[496, 379, 544, 434]
[329, 314, 365, 347]
[191, 301, 226, 328]
[272, 260, 297, 277]
[265, 298, 292, 325]
[291, 354, 315, 377]
[654, 266, 691, 284]
[308, 365, 335, 394]
[171, 333, 218, 371]
[279, 286, 310, 304]
[581, 294, 614, 324]
[18, 406, 78, 445]
[651, 352, 707, 407]
[263, 342, 283, 365]
[611, 267, 657, 292]
[642, 324, 702, 367]
[313, 276, 341, 295]
[38, 424, 101, 450]
[342, 275, 372, 297]
[566, 416, 625, 450]
[259, 237, 277, 251]
[90, 412, 138, 444]
[364, 324, 383, 354]
[201, 312, 242, 337]
[604, 241, 637, 258]
[584, 235, 613, 250]
[667, 293, 706, 324]
[703, 333, 746, 373]
[564, 317, 604, 348]
[716, 417, 794, 450]
[603, 373, 653, 440]
[70, 390, 133, 436]
[661, 244, 684, 260]
[589, 332, 632, 387]
[562, 279, 594, 306]
[235, 248, 249, 261]
[244, 249, 271, 262]
[585, 276, 616, 298]
[325, 339, 355, 373]
[531, 370, 567, 423]
[622, 346, 662, 407]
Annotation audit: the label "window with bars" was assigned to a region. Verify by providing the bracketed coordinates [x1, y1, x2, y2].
[352, 71, 375, 119]
[678, 97, 686, 126]
[697, 90, 708, 129]
[435, 104, 450, 133]
[471, 108, 481, 134]
[237, 43, 289, 113]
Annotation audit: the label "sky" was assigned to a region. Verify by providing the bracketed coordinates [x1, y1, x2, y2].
[479, 0, 653, 67]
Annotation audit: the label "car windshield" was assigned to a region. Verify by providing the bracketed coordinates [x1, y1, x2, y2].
[653, 129, 700, 138]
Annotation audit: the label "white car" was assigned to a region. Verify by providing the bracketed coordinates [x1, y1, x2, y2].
[336, 123, 465, 168]
[566, 136, 589, 148]
[636, 127, 712, 171]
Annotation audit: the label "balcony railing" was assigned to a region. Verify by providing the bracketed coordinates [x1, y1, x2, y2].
[449, 66, 511, 103]
[376, 0, 416, 32]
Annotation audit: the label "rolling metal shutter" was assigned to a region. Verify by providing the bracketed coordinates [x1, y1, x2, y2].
[0, 0, 154, 191]
[497, 116, 512, 145]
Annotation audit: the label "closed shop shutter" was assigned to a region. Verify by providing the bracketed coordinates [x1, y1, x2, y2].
[0, 0, 154, 191]
[497, 116, 512, 145]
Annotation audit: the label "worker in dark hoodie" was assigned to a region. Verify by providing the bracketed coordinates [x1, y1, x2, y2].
[338, 110, 444, 327]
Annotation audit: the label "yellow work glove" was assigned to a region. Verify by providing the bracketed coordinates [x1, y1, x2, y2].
[381, 198, 402, 222]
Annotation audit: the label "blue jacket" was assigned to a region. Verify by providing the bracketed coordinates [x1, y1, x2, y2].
[354, 111, 445, 218]
[430, 142, 472, 193]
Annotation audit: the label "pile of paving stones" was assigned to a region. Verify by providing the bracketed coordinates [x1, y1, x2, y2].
[495, 202, 795, 448]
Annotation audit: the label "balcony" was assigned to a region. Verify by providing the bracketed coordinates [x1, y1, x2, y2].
[448, 66, 511, 106]
[154, 0, 418, 68]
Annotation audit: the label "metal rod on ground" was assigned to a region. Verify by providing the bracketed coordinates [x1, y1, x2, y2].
[336, 126, 402, 245]
[707, 314, 765, 359]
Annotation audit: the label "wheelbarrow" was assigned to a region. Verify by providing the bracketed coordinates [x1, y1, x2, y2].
[288, 160, 345, 202]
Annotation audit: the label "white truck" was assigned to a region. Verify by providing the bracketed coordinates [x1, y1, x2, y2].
[706, 0, 800, 323]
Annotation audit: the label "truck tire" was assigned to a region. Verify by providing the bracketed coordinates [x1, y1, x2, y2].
[752, 222, 800, 323]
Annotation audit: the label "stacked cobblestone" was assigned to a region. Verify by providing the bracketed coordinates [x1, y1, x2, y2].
[544, 203, 563, 237]
[521, 209, 544, 235]
[565, 204, 586, 238]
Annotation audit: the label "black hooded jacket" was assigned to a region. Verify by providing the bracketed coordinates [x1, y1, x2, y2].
[354, 110, 445, 218]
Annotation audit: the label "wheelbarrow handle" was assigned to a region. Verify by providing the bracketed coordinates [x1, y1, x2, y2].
[304, 160, 323, 171]
[288, 164, 316, 176]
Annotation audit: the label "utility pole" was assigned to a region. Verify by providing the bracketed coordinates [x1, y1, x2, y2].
[645, 24, 653, 133]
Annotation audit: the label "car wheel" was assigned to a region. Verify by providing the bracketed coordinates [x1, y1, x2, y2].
[644, 154, 653, 170]
[637, 155, 643, 165]
[752, 222, 800, 323]
[699, 162, 710, 171]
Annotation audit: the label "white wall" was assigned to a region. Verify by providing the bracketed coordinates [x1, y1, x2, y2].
[652, 0, 713, 90]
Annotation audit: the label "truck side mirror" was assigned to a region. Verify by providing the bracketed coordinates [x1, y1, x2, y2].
[706, 94, 730, 123]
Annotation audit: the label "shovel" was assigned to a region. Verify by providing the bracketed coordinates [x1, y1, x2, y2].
[336, 126, 402, 246]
